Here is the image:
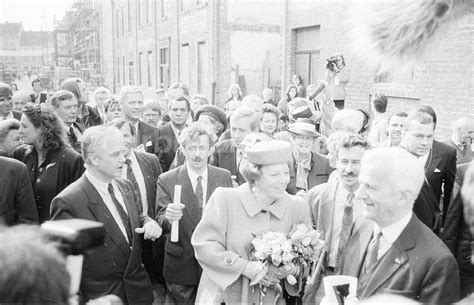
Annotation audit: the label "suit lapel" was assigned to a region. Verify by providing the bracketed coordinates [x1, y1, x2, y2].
[135, 151, 155, 217]
[179, 166, 202, 228]
[344, 219, 373, 278]
[319, 179, 339, 245]
[360, 215, 417, 298]
[308, 152, 322, 188]
[206, 165, 219, 202]
[83, 177, 131, 256]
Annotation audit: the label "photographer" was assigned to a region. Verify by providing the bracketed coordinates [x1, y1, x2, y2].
[325, 54, 350, 110]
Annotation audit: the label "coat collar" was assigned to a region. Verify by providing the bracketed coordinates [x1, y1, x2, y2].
[238, 183, 288, 219]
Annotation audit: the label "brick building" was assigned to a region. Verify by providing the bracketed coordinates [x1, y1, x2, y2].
[282, 1, 473, 138]
[104, 0, 281, 107]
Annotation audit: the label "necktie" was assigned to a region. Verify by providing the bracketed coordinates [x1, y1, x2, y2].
[132, 124, 139, 147]
[364, 230, 383, 273]
[335, 192, 354, 270]
[196, 176, 204, 210]
[125, 159, 143, 215]
[69, 126, 77, 142]
[108, 183, 133, 244]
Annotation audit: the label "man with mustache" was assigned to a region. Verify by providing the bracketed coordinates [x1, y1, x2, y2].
[308, 133, 368, 274]
[156, 123, 232, 304]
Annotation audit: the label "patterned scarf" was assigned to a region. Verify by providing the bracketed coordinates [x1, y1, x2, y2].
[294, 151, 312, 191]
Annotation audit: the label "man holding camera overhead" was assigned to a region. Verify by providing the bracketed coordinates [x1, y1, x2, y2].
[50, 126, 162, 304]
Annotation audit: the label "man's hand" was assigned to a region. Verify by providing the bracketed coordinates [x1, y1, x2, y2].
[165, 203, 185, 222]
[135, 221, 162, 241]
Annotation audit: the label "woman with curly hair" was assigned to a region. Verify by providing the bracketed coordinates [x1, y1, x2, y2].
[14, 103, 84, 222]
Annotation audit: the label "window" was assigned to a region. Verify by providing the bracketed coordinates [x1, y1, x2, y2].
[294, 26, 321, 85]
[180, 44, 190, 87]
[129, 61, 134, 85]
[159, 47, 169, 89]
[116, 9, 120, 38]
[138, 0, 142, 27]
[117, 57, 120, 85]
[128, 0, 132, 32]
[160, 0, 166, 18]
[146, 0, 151, 23]
[374, 67, 415, 85]
[180, 0, 190, 12]
[122, 56, 126, 84]
[121, 6, 125, 36]
[138, 52, 143, 85]
[197, 41, 208, 93]
[147, 51, 152, 87]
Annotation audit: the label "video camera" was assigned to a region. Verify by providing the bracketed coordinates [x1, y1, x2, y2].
[326, 55, 342, 72]
[41, 219, 105, 255]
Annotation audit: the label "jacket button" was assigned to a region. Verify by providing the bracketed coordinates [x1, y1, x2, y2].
[112, 262, 117, 266]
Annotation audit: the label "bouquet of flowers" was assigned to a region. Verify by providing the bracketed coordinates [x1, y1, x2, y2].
[249, 223, 325, 297]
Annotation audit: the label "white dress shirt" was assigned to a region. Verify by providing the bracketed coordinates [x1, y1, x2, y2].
[121, 151, 149, 215]
[186, 165, 208, 210]
[86, 170, 130, 243]
[373, 211, 412, 260]
[328, 183, 363, 267]
[418, 153, 429, 168]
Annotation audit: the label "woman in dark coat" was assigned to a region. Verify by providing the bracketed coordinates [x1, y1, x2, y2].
[15, 103, 84, 222]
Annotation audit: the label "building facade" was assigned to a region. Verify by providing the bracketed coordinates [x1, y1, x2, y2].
[282, 0, 474, 138]
[104, 0, 282, 106]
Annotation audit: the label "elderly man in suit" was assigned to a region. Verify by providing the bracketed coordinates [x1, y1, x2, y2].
[210, 107, 260, 186]
[156, 97, 190, 172]
[309, 133, 368, 273]
[120, 86, 160, 158]
[107, 118, 164, 286]
[444, 117, 474, 165]
[156, 123, 232, 304]
[50, 126, 162, 304]
[287, 118, 332, 195]
[0, 156, 38, 225]
[340, 147, 459, 304]
[401, 107, 456, 232]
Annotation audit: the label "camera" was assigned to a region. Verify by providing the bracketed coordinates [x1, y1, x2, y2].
[326, 56, 340, 72]
[41, 219, 105, 255]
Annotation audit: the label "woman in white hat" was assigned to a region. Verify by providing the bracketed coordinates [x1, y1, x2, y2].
[286, 118, 332, 195]
[191, 140, 311, 304]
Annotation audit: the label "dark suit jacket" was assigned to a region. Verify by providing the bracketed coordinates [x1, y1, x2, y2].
[340, 214, 460, 304]
[50, 175, 153, 304]
[426, 140, 456, 225]
[29, 92, 47, 104]
[68, 121, 86, 154]
[156, 165, 232, 286]
[14, 146, 84, 223]
[79, 105, 102, 128]
[12, 110, 21, 121]
[156, 122, 180, 172]
[133, 150, 163, 283]
[442, 163, 473, 294]
[210, 139, 245, 185]
[287, 152, 332, 195]
[0, 157, 38, 226]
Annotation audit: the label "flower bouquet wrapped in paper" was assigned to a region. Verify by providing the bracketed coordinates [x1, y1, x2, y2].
[248, 223, 325, 302]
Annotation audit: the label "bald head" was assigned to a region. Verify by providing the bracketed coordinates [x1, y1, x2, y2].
[332, 109, 364, 134]
[357, 147, 424, 227]
[451, 117, 474, 145]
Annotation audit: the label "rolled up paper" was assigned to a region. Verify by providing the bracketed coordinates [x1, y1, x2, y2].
[170, 185, 181, 242]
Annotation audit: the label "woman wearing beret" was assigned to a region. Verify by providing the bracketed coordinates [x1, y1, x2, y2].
[14, 103, 84, 222]
[191, 140, 311, 304]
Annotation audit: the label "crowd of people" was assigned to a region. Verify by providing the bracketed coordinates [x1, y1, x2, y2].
[0, 56, 473, 305]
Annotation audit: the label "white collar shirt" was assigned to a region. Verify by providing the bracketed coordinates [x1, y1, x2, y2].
[186, 165, 208, 210]
[418, 153, 429, 168]
[170, 123, 182, 142]
[374, 211, 412, 260]
[328, 182, 363, 267]
[85, 170, 130, 243]
[121, 150, 148, 215]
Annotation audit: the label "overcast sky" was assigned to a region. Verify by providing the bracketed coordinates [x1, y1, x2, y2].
[0, 0, 73, 31]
